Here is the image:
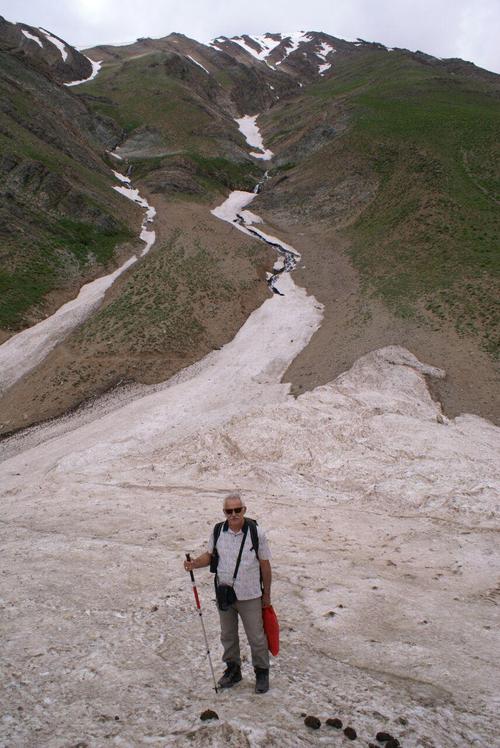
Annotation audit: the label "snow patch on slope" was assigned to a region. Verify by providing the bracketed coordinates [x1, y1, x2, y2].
[316, 41, 335, 75]
[112, 179, 156, 256]
[230, 33, 282, 62]
[186, 55, 210, 74]
[21, 29, 43, 47]
[213, 32, 321, 68]
[235, 115, 273, 160]
[65, 58, 102, 87]
[39, 28, 68, 60]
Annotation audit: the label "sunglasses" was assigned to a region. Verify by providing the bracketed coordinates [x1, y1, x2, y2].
[224, 507, 244, 515]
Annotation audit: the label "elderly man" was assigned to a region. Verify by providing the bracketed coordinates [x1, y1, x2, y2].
[184, 492, 272, 693]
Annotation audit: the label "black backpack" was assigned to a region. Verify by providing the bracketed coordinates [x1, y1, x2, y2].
[209, 517, 260, 574]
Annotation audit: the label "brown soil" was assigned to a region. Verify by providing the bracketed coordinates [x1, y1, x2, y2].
[0, 196, 274, 436]
[253, 205, 500, 426]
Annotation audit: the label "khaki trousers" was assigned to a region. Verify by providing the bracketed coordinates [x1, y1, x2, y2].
[219, 597, 269, 669]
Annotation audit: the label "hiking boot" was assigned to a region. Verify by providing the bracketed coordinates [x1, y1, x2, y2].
[218, 662, 242, 688]
[254, 667, 269, 694]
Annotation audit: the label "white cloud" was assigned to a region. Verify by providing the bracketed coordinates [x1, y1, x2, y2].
[2, 0, 499, 72]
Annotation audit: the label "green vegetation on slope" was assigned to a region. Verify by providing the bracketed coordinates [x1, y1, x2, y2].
[74, 228, 242, 356]
[76, 51, 264, 197]
[77, 53, 220, 153]
[302, 50, 499, 356]
[130, 152, 260, 194]
[0, 215, 133, 329]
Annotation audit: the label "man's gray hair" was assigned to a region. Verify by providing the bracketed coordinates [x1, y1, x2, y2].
[223, 491, 243, 507]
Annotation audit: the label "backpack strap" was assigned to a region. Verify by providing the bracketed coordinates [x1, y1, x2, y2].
[213, 520, 225, 548]
[245, 518, 259, 559]
[245, 518, 262, 592]
[231, 523, 249, 585]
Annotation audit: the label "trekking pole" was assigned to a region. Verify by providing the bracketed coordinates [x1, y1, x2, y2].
[185, 553, 218, 694]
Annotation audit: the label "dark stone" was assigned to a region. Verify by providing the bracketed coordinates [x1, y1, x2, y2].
[376, 733, 394, 743]
[0, 153, 19, 173]
[200, 709, 218, 721]
[397, 717, 408, 725]
[326, 717, 343, 728]
[114, 716, 120, 721]
[386, 741, 400, 748]
[344, 726, 357, 740]
[151, 605, 159, 612]
[304, 715, 321, 729]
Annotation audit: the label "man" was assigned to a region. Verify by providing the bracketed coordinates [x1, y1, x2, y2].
[183, 492, 272, 693]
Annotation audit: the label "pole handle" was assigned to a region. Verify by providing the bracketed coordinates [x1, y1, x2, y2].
[185, 552, 196, 583]
[186, 553, 201, 608]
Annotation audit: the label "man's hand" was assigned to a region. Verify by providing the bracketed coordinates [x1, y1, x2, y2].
[183, 551, 211, 572]
[262, 591, 271, 608]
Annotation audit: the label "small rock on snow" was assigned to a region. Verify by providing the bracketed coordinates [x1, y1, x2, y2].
[200, 709, 218, 721]
[344, 726, 357, 740]
[376, 732, 395, 743]
[304, 715, 321, 729]
[326, 717, 343, 728]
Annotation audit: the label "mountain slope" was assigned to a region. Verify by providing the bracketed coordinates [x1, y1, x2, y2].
[0, 25, 498, 433]
[252, 42, 499, 420]
[0, 17, 142, 335]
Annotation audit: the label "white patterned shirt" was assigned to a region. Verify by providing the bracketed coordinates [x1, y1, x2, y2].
[208, 522, 271, 601]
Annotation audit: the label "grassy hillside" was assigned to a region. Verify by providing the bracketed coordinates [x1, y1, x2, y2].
[262, 48, 500, 357]
[75, 49, 265, 196]
[77, 51, 236, 154]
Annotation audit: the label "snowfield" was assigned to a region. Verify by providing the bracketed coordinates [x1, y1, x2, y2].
[1, 336, 499, 746]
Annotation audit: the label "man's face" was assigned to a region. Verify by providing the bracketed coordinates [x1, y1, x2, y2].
[223, 498, 246, 531]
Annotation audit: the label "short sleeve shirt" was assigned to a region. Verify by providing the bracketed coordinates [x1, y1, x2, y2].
[208, 523, 271, 601]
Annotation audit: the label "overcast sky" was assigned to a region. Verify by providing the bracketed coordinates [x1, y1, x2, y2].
[3, 0, 500, 73]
